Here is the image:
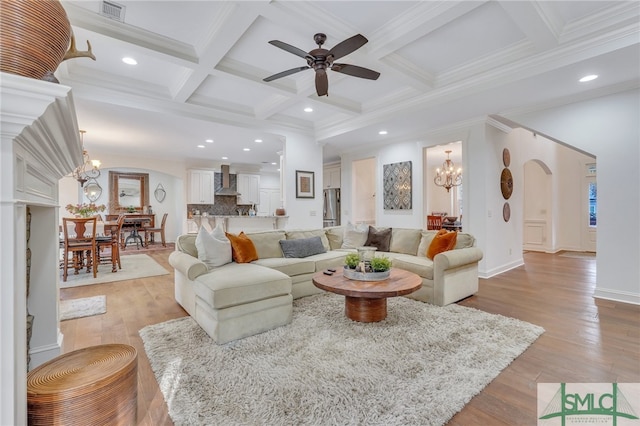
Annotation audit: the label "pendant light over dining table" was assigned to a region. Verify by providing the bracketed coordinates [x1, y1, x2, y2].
[434, 150, 462, 192]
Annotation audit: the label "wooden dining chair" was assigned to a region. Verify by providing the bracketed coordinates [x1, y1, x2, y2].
[143, 213, 168, 247]
[62, 217, 98, 282]
[426, 215, 443, 230]
[97, 214, 125, 272]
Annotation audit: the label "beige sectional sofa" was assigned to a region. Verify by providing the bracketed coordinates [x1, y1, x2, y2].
[168, 226, 483, 344]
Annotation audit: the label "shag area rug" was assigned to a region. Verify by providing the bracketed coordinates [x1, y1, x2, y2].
[60, 254, 169, 288]
[59, 295, 106, 320]
[140, 293, 544, 426]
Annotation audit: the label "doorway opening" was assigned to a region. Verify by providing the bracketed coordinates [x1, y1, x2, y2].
[351, 157, 376, 225]
[423, 142, 463, 229]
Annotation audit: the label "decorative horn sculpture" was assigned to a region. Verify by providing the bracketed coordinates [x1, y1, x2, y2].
[63, 34, 96, 61]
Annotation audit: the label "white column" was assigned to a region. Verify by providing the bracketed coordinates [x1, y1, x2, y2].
[0, 73, 82, 425]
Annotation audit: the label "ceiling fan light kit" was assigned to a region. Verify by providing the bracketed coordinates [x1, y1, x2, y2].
[263, 33, 380, 96]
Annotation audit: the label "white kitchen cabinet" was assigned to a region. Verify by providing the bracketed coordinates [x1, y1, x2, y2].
[188, 169, 214, 204]
[258, 189, 281, 216]
[323, 166, 341, 189]
[237, 174, 260, 205]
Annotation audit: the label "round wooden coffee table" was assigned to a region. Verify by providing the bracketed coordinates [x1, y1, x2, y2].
[312, 268, 422, 322]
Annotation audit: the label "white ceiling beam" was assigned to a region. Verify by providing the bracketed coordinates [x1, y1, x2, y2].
[497, 1, 560, 51]
[369, 1, 486, 59]
[171, 3, 265, 102]
[62, 2, 198, 66]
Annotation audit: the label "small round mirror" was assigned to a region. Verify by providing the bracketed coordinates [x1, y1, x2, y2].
[154, 183, 166, 203]
[84, 179, 102, 202]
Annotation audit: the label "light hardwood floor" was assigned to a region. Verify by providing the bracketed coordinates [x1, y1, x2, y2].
[60, 250, 640, 425]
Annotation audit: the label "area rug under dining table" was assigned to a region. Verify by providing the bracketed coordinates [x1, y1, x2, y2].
[140, 293, 544, 426]
[60, 254, 169, 288]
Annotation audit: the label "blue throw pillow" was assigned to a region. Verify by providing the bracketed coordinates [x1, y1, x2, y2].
[279, 236, 326, 258]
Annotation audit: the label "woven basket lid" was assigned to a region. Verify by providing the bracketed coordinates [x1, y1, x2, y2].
[0, 0, 71, 80]
[27, 344, 137, 399]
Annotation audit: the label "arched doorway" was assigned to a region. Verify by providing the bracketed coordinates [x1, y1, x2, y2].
[523, 159, 552, 252]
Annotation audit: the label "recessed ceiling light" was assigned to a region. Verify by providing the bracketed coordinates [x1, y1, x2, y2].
[254, 139, 263, 143]
[222, 156, 228, 160]
[197, 145, 205, 148]
[271, 162, 277, 165]
[379, 130, 388, 135]
[243, 148, 250, 151]
[304, 107, 313, 112]
[122, 57, 137, 65]
[205, 139, 214, 143]
[579, 74, 598, 82]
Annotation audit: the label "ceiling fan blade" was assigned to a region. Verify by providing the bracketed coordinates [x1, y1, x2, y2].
[268, 40, 313, 60]
[263, 66, 310, 82]
[327, 34, 368, 61]
[315, 70, 328, 96]
[331, 63, 380, 80]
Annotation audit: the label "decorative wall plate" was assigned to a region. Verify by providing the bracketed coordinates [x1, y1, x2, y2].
[500, 168, 513, 200]
[502, 148, 511, 167]
[154, 183, 166, 203]
[503, 202, 511, 222]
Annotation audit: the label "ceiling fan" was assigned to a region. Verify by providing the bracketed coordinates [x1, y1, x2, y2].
[263, 33, 380, 96]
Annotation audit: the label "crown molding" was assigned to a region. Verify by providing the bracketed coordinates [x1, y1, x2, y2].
[0, 73, 81, 178]
[486, 116, 514, 133]
[63, 2, 198, 65]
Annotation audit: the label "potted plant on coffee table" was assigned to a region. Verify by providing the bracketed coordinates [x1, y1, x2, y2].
[369, 256, 392, 273]
[343, 253, 392, 281]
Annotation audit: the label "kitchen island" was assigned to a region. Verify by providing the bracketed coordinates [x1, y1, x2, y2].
[188, 215, 288, 233]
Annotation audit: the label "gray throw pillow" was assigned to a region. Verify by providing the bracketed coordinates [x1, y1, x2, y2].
[279, 236, 326, 258]
[364, 226, 392, 252]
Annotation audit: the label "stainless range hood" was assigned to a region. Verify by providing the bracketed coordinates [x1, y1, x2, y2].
[215, 164, 241, 196]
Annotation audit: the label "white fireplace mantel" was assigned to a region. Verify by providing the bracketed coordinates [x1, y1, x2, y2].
[0, 72, 82, 425]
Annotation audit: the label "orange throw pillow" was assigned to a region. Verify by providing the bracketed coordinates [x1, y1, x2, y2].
[225, 231, 258, 263]
[426, 229, 458, 260]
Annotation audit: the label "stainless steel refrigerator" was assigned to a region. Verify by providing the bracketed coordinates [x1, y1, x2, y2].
[323, 188, 340, 227]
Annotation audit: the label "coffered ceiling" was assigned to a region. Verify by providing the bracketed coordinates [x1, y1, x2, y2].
[56, 1, 639, 171]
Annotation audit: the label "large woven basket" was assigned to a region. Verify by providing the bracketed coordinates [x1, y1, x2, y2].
[0, 0, 71, 80]
[27, 344, 138, 426]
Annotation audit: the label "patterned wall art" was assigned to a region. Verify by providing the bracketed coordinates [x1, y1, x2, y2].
[383, 161, 412, 210]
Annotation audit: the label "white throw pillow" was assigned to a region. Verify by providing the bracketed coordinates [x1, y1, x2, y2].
[195, 224, 232, 269]
[341, 222, 369, 249]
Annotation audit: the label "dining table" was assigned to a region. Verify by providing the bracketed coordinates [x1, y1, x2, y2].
[105, 214, 155, 249]
[122, 217, 150, 249]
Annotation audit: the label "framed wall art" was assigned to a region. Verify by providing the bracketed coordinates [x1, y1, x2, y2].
[383, 161, 412, 210]
[295, 170, 315, 198]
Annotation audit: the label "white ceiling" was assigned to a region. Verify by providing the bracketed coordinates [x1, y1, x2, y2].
[56, 1, 640, 172]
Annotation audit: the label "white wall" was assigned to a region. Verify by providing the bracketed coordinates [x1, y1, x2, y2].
[259, 172, 280, 189]
[283, 132, 323, 229]
[375, 142, 425, 229]
[476, 124, 523, 277]
[504, 89, 640, 304]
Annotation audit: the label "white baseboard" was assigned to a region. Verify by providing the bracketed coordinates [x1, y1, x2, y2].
[593, 288, 640, 305]
[523, 245, 586, 254]
[479, 258, 524, 279]
[29, 330, 63, 369]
